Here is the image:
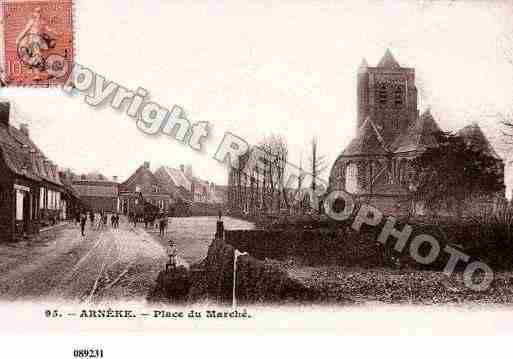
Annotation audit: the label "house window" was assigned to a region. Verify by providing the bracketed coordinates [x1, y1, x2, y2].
[345, 163, 359, 194]
[153, 184, 159, 193]
[135, 185, 141, 192]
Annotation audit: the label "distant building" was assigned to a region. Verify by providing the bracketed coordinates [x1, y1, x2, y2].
[119, 162, 172, 215]
[71, 172, 119, 213]
[0, 102, 69, 241]
[328, 50, 505, 216]
[156, 164, 225, 205]
[154, 165, 193, 203]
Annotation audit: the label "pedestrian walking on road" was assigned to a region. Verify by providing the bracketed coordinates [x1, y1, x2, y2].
[159, 215, 168, 237]
[79, 213, 87, 237]
[89, 211, 95, 228]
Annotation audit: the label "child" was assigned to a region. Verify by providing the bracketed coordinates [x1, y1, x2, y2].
[165, 244, 177, 272]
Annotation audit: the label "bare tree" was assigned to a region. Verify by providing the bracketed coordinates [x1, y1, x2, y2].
[308, 136, 328, 196]
[258, 134, 288, 213]
[227, 134, 288, 215]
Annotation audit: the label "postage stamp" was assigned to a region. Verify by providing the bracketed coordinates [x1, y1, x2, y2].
[1, 0, 73, 87]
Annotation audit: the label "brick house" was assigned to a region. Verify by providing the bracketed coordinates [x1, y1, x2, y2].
[154, 165, 193, 202]
[155, 164, 226, 216]
[119, 162, 172, 215]
[0, 102, 67, 241]
[71, 172, 119, 213]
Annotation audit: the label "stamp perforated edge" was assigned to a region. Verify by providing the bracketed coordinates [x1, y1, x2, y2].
[0, 0, 76, 88]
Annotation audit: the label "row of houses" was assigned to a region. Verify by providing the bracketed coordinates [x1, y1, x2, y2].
[70, 162, 227, 216]
[0, 99, 227, 242]
[0, 102, 82, 242]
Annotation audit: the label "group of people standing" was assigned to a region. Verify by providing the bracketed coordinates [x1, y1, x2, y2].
[75, 210, 120, 237]
[129, 211, 169, 237]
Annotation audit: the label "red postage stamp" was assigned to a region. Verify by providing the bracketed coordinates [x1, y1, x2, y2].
[1, 0, 74, 87]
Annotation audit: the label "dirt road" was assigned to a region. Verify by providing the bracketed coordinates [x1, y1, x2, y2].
[0, 217, 167, 302]
[0, 216, 254, 303]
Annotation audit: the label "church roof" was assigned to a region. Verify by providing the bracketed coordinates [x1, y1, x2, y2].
[458, 123, 501, 160]
[342, 117, 389, 156]
[392, 109, 441, 153]
[377, 49, 401, 69]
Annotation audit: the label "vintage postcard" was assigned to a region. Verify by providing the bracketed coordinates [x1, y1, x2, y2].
[1, 0, 513, 357]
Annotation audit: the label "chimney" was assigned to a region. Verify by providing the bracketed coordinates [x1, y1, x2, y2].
[0, 102, 10, 127]
[144, 161, 150, 169]
[20, 123, 29, 137]
[113, 176, 118, 182]
[180, 164, 184, 172]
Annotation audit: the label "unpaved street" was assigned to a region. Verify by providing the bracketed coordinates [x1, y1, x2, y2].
[0, 216, 254, 303]
[0, 217, 167, 302]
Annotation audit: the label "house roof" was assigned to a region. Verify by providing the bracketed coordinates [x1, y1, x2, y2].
[72, 182, 118, 198]
[377, 49, 401, 69]
[392, 109, 441, 153]
[458, 123, 501, 160]
[159, 166, 192, 192]
[72, 171, 110, 181]
[342, 117, 389, 156]
[0, 119, 62, 186]
[120, 165, 159, 189]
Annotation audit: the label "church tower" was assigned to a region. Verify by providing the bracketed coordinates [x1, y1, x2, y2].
[357, 49, 419, 146]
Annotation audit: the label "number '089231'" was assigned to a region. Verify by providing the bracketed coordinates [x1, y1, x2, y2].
[73, 349, 104, 358]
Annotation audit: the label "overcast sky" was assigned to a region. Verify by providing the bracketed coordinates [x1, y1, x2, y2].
[1, 0, 513, 194]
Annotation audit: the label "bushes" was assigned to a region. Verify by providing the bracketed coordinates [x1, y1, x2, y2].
[186, 238, 322, 304]
[225, 227, 388, 267]
[150, 266, 192, 302]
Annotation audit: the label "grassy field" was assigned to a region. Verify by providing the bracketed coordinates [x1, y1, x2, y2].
[279, 264, 513, 305]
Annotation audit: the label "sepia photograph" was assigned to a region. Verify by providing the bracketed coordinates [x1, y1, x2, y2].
[1, 0, 513, 357]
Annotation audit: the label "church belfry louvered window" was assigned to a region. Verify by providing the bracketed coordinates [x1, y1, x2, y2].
[378, 83, 387, 105]
[394, 85, 403, 106]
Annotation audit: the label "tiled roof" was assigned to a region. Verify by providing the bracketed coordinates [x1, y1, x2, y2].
[458, 123, 501, 160]
[160, 166, 192, 191]
[342, 117, 389, 156]
[0, 117, 62, 186]
[72, 182, 118, 198]
[392, 110, 440, 153]
[377, 49, 401, 69]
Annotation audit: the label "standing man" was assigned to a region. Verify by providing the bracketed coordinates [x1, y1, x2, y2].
[79, 212, 87, 237]
[102, 211, 108, 229]
[159, 213, 168, 237]
[89, 211, 95, 229]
